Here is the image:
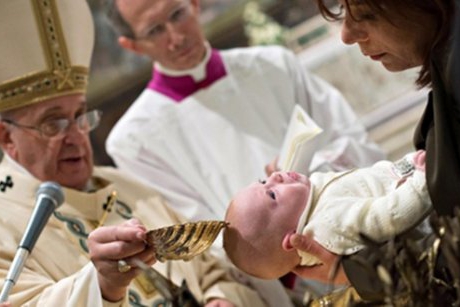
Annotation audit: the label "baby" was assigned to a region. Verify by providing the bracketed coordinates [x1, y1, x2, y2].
[223, 150, 431, 279]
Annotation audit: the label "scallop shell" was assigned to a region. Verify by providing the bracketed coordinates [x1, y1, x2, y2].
[146, 220, 228, 262]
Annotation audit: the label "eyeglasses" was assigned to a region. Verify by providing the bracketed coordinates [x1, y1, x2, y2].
[134, 2, 192, 42]
[2, 109, 102, 139]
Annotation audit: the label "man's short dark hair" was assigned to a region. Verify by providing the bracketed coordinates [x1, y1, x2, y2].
[103, 0, 136, 38]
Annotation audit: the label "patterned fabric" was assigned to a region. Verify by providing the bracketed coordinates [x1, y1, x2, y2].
[0, 157, 264, 306]
[297, 153, 431, 265]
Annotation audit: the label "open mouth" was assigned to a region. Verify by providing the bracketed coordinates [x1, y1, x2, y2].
[60, 156, 84, 166]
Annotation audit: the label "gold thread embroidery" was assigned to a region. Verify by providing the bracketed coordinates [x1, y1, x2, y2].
[31, 0, 52, 69]
[0, 0, 88, 112]
[33, 0, 72, 71]
[54, 68, 75, 90]
[96, 191, 118, 228]
[0, 67, 88, 111]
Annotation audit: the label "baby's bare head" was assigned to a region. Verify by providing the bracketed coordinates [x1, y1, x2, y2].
[223, 200, 298, 279]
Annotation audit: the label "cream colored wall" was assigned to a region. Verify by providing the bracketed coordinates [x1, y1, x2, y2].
[291, 16, 427, 161]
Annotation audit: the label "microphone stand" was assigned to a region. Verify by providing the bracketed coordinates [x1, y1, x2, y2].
[0, 182, 64, 303]
[0, 249, 30, 302]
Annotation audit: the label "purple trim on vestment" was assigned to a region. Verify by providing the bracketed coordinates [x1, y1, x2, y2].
[147, 49, 227, 102]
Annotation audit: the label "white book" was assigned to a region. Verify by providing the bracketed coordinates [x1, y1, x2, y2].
[278, 104, 323, 173]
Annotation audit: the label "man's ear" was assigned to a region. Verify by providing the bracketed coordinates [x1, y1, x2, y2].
[0, 122, 17, 159]
[282, 233, 296, 251]
[118, 36, 142, 54]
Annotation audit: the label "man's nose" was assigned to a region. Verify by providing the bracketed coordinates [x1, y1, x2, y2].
[63, 121, 86, 144]
[166, 23, 185, 50]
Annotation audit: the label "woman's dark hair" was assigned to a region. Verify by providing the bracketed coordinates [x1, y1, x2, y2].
[314, 0, 454, 87]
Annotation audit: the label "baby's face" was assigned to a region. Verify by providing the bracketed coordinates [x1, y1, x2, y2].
[231, 171, 311, 237]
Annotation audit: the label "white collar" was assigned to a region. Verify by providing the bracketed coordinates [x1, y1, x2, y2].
[4, 153, 95, 192]
[4, 153, 33, 176]
[154, 42, 211, 82]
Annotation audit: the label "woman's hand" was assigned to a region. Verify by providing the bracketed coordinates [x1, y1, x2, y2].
[88, 219, 156, 302]
[290, 232, 349, 285]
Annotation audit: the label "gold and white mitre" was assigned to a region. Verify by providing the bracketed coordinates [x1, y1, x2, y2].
[0, 0, 94, 112]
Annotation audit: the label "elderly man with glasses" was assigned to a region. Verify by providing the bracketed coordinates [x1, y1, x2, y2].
[0, 1, 265, 306]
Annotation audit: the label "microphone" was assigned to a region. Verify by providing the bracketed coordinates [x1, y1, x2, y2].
[0, 181, 64, 303]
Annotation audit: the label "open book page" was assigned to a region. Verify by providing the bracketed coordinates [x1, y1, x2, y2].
[278, 104, 323, 174]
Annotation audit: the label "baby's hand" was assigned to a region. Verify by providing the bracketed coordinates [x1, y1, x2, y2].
[413, 150, 426, 172]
